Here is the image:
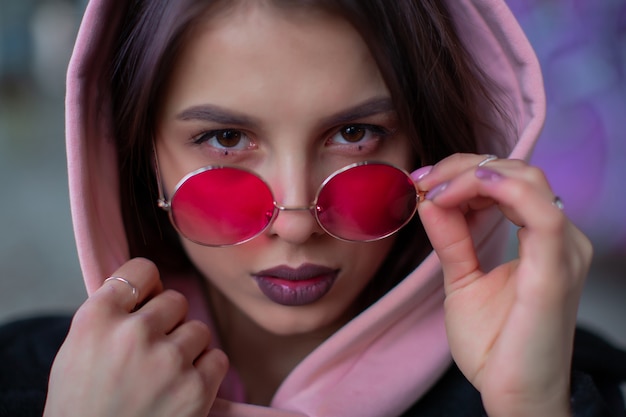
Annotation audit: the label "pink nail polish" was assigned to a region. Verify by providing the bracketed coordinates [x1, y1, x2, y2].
[475, 167, 503, 181]
[410, 165, 433, 181]
[426, 181, 449, 200]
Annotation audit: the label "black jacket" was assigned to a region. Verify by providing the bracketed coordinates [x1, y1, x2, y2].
[1, 316, 624, 417]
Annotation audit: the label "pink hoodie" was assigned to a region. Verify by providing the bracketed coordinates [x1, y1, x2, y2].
[65, 1, 545, 416]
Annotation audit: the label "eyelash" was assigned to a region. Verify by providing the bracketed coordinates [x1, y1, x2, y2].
[190, 129, 255, 155]
[189, 123, 394, 154]
[326, 124, 394, 150]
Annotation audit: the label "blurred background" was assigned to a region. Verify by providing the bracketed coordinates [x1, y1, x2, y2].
[0, 0, 624, 351]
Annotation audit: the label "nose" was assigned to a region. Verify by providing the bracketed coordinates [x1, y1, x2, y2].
[265, 173, 325, 244]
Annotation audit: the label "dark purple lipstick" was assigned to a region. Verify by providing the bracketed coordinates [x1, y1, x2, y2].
[252, 264, 339, 306]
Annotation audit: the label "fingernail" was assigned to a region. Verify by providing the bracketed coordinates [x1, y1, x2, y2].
[475, 167, 503, 181]
[410, 165, 433, 181]
[426, 181, 449, 200]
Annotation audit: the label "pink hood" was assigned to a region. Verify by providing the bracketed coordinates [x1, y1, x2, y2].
[65, 1, 545, 416]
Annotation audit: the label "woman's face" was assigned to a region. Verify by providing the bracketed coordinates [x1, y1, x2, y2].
[155, 3, 413, 335]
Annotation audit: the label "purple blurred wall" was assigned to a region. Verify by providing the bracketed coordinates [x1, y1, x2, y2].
[508, 0, 626, 255]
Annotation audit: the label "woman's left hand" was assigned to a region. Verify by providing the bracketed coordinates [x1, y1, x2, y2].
[414, 153, 592, 417]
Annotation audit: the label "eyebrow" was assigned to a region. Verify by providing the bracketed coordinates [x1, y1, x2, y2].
[319, 96, 396, 127]
[175, 96, 396, 128]
[177, 105, 260, 127]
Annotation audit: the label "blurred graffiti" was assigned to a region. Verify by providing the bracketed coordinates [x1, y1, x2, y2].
[508, 0, 626, 255]
[0, 0, 81, 97]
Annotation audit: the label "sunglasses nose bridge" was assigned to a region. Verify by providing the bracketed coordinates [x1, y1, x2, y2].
[264, 200, 326, 244]
[274, 203, 317, 212]
[269, 171, 320, 218]
[272, 203, 320, 225]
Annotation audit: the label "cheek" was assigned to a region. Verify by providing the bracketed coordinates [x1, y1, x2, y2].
[180, 240, 251, 282]
[341, 238, 396, 285]
[388, 134, 415, 170]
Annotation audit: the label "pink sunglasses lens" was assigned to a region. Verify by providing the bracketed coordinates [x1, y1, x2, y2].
[170, 167, 275, 246]
[316, 164, 417, 241]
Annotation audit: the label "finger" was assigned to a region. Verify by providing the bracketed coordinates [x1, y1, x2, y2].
[415, 153, 524, 192]
[422, 162, 573, 293]
[477, 172, 569, 282]
[413, 155, 507, 290]
[167, 320, 213, 363]
[417, 200, 481, 292]
[133, 289, 189, 335]
[194, 348, 229, 395]
[105, 276, 140, 310]
[414, 155, 559, 294]
[425, 162, 559, 229]
[94, 258, 164, 314]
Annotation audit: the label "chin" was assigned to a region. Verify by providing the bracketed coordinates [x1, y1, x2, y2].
[248, 300, 352, 337]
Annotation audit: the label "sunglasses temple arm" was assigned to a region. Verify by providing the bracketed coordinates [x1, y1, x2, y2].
[152, 146, 171, 210]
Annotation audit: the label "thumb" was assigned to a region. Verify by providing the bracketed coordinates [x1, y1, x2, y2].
[418, 200, 481, 292]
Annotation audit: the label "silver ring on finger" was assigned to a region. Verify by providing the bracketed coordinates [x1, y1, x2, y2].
[104, 276, 139, 309]
[477, 154, 498, 167]
[552, 196, 565, 211]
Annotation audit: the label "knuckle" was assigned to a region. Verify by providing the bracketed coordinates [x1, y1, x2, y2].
[163, 289, 188, 306]
[574, 230, 594, 270]
[505, 178, 533, 204]
[72, 298, 108, 329]
[175, 372, 215, 414]
[187, 371, 210, 395]
[130, 310, 154, 329]
[127, 310, 162, 337]
[447, 152, 474, 166]
[523, 165, 549, 186]
[433, 152, 468, 169]
[208, 348, 230, 377]
[498, 157, 526, 170]
[506, 158, 526, 166]
[546, 211, 568, 233]
[161, 341, 187, 368]
[582, 238, 594, 264]
[217, 350, 230, 373]
[120, 315, 151, 342]
[125, 257, 161, 286]
[577, 233, 593, 257]
[187, 320, 211, 340]
[129, 256, 158, 272]
[192, 353, 229, 403]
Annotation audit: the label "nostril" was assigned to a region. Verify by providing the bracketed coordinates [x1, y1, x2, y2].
[266, 204, 326, 243]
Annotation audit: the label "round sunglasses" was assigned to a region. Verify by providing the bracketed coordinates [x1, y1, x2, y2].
[157, 161, 424, 246]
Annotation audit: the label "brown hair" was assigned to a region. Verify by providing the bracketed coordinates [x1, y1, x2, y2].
[110, 0, 509, 306]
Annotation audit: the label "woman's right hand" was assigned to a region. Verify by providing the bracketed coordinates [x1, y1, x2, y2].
[43, 257, 229, 417]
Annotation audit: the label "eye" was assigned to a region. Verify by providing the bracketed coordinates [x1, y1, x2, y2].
[327, 124, 392, 148]
[214, 130, 242, 147]
[192, 129, 255, 151]
[340, 125, 366, 143]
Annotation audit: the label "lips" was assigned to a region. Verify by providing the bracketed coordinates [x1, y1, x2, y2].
[252, 264, 339, 306]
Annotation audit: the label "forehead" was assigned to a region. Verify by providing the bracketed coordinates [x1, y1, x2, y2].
[160, 1, 388, 117]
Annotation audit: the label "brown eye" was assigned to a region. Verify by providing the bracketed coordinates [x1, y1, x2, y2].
[216, 130, 242, 147]
[341, 126, 366, 142]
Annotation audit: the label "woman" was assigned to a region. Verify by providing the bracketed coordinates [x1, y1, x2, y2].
[3, 0, 625, 416]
